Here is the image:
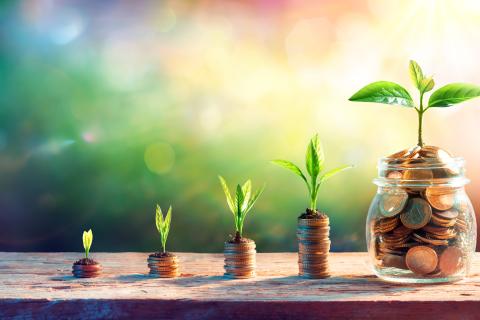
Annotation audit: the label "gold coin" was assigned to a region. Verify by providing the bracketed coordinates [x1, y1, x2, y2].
[405, 246, 438, 275]
[439, 246, 464, 276]
[379, 189, 409, 217]
[434, 209, 459, 220]
[386, 171, 403, 179]
[425, 186, 457, 211]
[400, 198, 432, 229]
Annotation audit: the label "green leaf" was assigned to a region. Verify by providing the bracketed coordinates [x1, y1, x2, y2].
[420, 77, 434, 93]
[428, 83, 480, 107]
[236, 184, 244, 216]
[218, 176, 235, 214]
[245, 183, 265, 215]
[320, 165, 353, 182]
[349, 81, 414, 107]
[83, 229, 93, 258]
[241, 180, 252, 211]
[155, 204, 164, 234]
[306, 134, 323, 180]
[271, 160, 308, 185]
[409, 60, 424, 90]
[164, 206, 172, 235]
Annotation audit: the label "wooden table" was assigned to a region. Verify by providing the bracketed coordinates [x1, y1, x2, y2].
[1, 252, 480, 319]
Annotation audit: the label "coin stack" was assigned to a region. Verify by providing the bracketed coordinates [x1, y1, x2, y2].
[372, 145, 470, 277]
[147, 253, 179, 278]
[224, 239, 256, 279]
[297, 215, 331, 278]
[72, 259, 101, 278]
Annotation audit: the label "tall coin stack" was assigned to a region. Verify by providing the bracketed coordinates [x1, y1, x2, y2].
[372, 145, 473, 278]
[297, 214, 331, 278]
[224, 239, 256, 279]
[147, 253, 179, 278]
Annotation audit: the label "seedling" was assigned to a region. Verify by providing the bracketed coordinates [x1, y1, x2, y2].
[155, 205, 172, 253]
[272, 134, 352, 214]
[82, 229, 93, 259]
[349, 60, 480, 147]
[219, 176, 265, 241]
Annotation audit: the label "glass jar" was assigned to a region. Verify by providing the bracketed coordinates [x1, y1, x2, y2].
[366, 155, 476, 283]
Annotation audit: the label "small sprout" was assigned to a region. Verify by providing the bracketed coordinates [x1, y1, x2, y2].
[272, 134, 353, 212]
[349, 60, 480, 147]
[155, 205, 172, 253]
[82, 229, 93, 259]
[219, 176, 265, 240]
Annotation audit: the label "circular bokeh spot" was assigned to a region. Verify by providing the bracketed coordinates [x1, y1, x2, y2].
[144, 142, 175, 174]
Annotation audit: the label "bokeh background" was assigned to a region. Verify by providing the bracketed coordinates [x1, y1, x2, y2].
[1, 0, 480, 253]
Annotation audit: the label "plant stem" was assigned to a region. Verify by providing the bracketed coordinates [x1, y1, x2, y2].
[85, 249, 88, 259]
[417, 92, 425, 147]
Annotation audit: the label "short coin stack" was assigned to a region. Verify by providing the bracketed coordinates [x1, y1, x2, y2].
[72, 259, 101, 278]
[297, 214, 331, 278]
[372, 145, 471, 278]
[224, 239, 256, 279]
[147, 253, 179, 278]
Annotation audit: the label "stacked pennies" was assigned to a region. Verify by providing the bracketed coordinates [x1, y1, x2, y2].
[224, 239, 256, 279]
[297, 215, 330, 278]
[72, 260, 101, 278]
[147, 253, 179, 278]
[373, 145, 471, 277]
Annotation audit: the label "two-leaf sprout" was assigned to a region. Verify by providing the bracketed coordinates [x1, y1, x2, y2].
[272, 134, 352, 213]
[349, 60, 480, 147]
[219, 176, 265, 240]
[156, 205, 172, 253]
[82, 229, 93, 259]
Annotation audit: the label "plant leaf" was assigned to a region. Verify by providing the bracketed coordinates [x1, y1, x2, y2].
[409, 60, 424, 90]
[306, 134, 323, 180]
[155, 204, 164, 234]
[271, 160, 308, 184]
[163, 206, 172, 244]
[428, 83, 480, 107]
[349, 81, 414, 107]
[83, 229, 93, 252]
[241, 180, 252, 211]
[218, 176, 235, 214]
[236, 184, 244, 216]
[245, 183, 265, 215]
[420, 77, 434, 93]
[320, 165, 353, 183]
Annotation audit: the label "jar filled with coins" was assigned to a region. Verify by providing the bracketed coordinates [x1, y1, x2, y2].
[366, 146, 476, 283]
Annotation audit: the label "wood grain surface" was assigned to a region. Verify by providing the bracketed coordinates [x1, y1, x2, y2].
[1, 252, 480, 319]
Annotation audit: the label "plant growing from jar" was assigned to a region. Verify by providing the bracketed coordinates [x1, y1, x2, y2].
[349, 60, 480, 283]
[219, 176, 264, 279]
[147, 205, 179, 278]
[272, 134, 352, 278]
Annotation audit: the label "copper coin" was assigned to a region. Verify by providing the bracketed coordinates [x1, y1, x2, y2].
[439, 247, 464, 276]
[405, 246, 438, 275]
[434, 209, 458, 220]
[400, 198, 432, 229]
[386, 171, 403, 179]
[387, 149, 409, 159]
[379, 189, 408, 217]
[425, 186, 457, 211]
[382, 253, 408, 269]
[402, 169, 434, 181]
[298, 218, 329, 227]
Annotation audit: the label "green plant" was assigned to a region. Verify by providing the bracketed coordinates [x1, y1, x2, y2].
[82, 229, 93, 259]
[155, 205, 172, 253]
[219, 176, 265, 240]
[349, 60, 480, 147]
[272, 134, 352, 212]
